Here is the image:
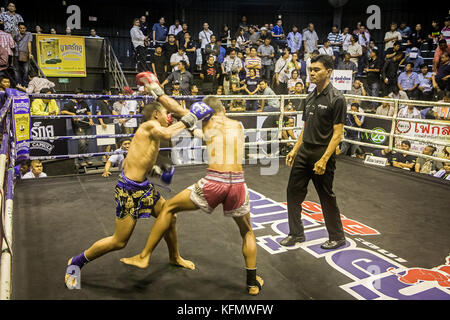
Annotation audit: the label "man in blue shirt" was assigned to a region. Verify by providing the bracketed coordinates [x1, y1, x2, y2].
[417, 64, 433, 101]
[397, 62, 420, 99]
[272, 19, 287, 52]
[404, 47, 424, 72]
[328, 25, 343, 67]
[152, 17, 168, 45]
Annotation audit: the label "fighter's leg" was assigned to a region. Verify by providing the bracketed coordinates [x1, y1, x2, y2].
[120, 189, 198, 268]
[233, 214, 264, 295]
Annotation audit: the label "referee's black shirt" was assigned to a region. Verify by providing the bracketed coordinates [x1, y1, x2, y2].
[301, 83, 346, 146]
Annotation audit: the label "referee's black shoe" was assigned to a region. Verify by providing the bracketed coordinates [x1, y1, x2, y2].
[280, 235, 306, 246]
[320, 239, 346, 250]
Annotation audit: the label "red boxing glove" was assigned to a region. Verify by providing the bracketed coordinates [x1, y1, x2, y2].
[136, 72, 160, 87]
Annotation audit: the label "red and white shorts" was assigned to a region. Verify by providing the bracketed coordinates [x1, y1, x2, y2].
[187, 169, 250, 217]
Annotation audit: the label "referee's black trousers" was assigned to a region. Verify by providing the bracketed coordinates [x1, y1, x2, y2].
[286, 142, 345, 241]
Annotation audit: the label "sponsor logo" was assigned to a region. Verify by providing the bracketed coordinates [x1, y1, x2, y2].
[395, 121, 411, 134]
[369, 127, 387, 144]
[249, 189, 450, 300]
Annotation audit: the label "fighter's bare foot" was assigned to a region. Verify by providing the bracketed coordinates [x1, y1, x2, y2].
[248, 276, 264, 296]
[120, 254, 150, 269]
[169, 256, 195, 270]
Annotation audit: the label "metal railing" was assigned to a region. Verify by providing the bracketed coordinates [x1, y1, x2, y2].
[104, 38, 129, 91]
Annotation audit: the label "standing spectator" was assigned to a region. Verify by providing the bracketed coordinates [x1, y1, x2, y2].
[30, 88, 59, 115]
[181, 32, 196, 72]
[169, 19, 182, 37]
[417, 64, 433, 101]
[161, 61, 193, 95]
[35, 25, 42, 34]
[442, 17, 450, 45]
[95, 91, 114, 162]
[392, 140, 416, 171]
[163, 34, 178, 63]
[305, 50, 319, 92]
[348, 79, 367, 106]
[385, 40, 403, 60]
[102, 138, 131, 177]
[274, 47, 291, 95]
[397, 62, 420, 99]
[319, 39, 334, 61]
[112, 92, 124, 136]
[433, 39, 450, 73]
[61, 89, 94, 167]
[328, 25, 343, 66]
[221, 49, 242, 94]
[398, 22, 411, 46]
[65, 27, 72, 36]
[248, 26, 260, 47]
[243, 68, 260, 111]
[169, 47, 189, 72]
[152, 17, 168, 45]
[382, 51, 404, 95]
[13, 22, 32, 87]
[236, 28, 249, 52]
[25, 71, 55, 94]
[176, 23, 189, 47]
[204, 34, 221, 61]
[337, 52, 357, 80]
[0, 2, 23, 37]
[303, 23, 319, 60]
[199, 22, 213, 53]
[271, 19, 287, 50]
[347, 35, 362, 70]
[217, 39, 226, 64]
[151, 45, 167, 83]
[130, 18, 149, 72]
[258, 27, 273, 46]
[376, 99, 395, 117]
[200, 55, 220, 94]
[120, 91, 138, 135]
[89, 29, 100, 38]
[139, 15, 149, 36]
[409, 24, 426, 49]
[398, 104, 421, 119]
[404, 47, 424, 72]
[384, 23, 402, 52]
[0, 22, 15, 76]
[50, 28, 57, 35]
[427, 20, 441, 51]
[22, 160, 47, 179]
[341, 27, 352, 53]
[364, 49, 381, 108]
[244, 46, 262, 78]
[238, 15, 248, 31]
[220, 24, 232, 48]
[432, 52, 450, 92]
[340, 102, 364, 158]
[287, 25, 302, 54]
[357, 25, 370, 75]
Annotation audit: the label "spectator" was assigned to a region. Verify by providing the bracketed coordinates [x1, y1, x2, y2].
[243, 68, 260, 111]
[385, 40, 403, 60]
[151, 45, 167, 83]
[152, 17, 168, 44]
[417, 64, 433, 101]
[30, 88, 59, 115]
[415, 145, 442, 174]
[220, 24, 232, 48]
[287, 69, 303, 94]
[102, 138, 131, 177]
[248, 26, 260, 47]
[357, 25, 370, 74]
[341, 27, 352, 53]
[169, 19, 182, 36]
[305, 50, 319, 92]
[162, 34, 178, 63]
[0, 3, 23, 37]
[50, 28, 57, 35]
[61, 89, 94, 167]
[161, 61, 193, 95]
[35, 25, 42, 34]
[303, 23, 319, 60]
[236, 28, 249, 51]
[432, 52, 450, 92]
[88, 29, 99, 38]
[398, 104, 421, 119]
[338, 52, 357, 80]
[404, 47, 424, 73]
[287, 25, 302, 54]
[244, 46, 262, 78]
[442, 16, 450, 45]
[228, 38, 239, 54]
[280, 117, 297, 156]
[273, 47, 291, 95]
[169, 46, 189, 72]
[65, 27, 72, 36]
[24, 71, 55, 94]
[120, 89, 138, 135]
[347, 79, 366, 105]
[328, 25, 343, 66]
[433, 39, 450, 73]
[257, 37, 275, 82]
[432, 90, 450, 120]
[427, 21, 441, 51]
[397, 62, 420, 99]
[199, 22, 214, 52]
[347, 35, 362, 69]
[139, 15, 149, 36]
[15, 160, 30, 179]
[0, 22, 15, 74]
[221, 49, 242, 94]
[340, 102, 364, 158]
[204, 34, 221, 61]
[389, 86, 409, 110]
[376, 99, 395, 117]
[392, 140, 416, 171]
[13, 22, 32, 87]
[258, 27, 273, 46]
[288, 82, 305, 110]
[383, 51, 404, 95]
[398, 22, 411, 46]
[258, 79, 279, 112]
[200, 55, 221, 94]
[238, 15, 248, 32]
[95, 90, 114, 162]
[0, 77, 11, 92]
[319, 39, 334, 60]
[229, 68, 246, 111]
[176, 23, 189, 47]
[364, 49, 381, 108]
[112, 93, 124, 135]
[181, 32, 196, 72]
[384, 23, 402, 52]
[409, 24, 426, 49]
[271, 19, 287, 50]
[433, 162, 450, 180]
[22, 160, 47, 179]
[130, 18, 149, 72]
[367, 40, 378, 55]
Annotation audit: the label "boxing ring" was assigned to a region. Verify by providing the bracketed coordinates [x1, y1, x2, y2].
[0, 89, 449, 300]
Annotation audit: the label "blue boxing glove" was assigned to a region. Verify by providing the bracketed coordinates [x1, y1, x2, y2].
[180, 102, 214, 128]
[150, 164, 175, 184]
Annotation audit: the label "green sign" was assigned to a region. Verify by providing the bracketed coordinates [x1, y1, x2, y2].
[58, 78, 69, 84]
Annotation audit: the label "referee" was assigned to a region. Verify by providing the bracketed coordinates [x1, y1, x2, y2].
[281, 54, 346, 250]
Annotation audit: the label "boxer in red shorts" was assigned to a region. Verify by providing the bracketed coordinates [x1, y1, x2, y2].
[121, 96, 264, 295]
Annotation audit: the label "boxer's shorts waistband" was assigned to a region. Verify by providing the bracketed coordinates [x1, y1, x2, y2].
[205, 169, 245, 184]
[117, 172, 150, 191]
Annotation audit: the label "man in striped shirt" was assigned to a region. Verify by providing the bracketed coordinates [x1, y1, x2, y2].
[328, 26, 343, 67]
[244, 47, 262, 78]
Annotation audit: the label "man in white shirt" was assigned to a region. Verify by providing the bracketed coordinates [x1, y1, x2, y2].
[398, 105, 421, 119]
[384, 23, 402, 52]
[347, 35, 362, 69]
[130, 18, 149, 72]
[170, 47, 190, 72]
[169, 19, 182, 36]
[376, 100, 395, 117]
[198, 22, 213, 50]
[102, 139, 131, 177]
[274, 48, 292, 94]
[22, 160, 47, 179]
[302, 23, 319, 60]
[319, 39, 334, 60]
[120, 97, 138, 134]
[341, 27, 352, 52]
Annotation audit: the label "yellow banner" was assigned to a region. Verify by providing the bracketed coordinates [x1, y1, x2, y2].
[36, 34, 86, 77]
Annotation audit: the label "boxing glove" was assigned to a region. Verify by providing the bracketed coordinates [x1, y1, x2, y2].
[180, 102, 214, 129]
[150, 164, 175, 184]
[136, 72, 164, 99]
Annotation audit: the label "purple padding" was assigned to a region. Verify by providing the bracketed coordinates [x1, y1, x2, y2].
[29, 93, 204, 102]
[6, 168, 14, 200]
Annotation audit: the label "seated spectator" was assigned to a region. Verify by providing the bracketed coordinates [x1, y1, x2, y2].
[371, 148, 393, 165]
[433, 162, 450, 180]
[287, 69, 304, 94]
[389, 86, 409, 109]
[243, 68, 260, 111]
[22, 71, 56, 94]
[432, 90, 450, 120]
[30, 88, 59, 116]
[337, 52, 357, 80]
[392, 140, 416, 171]
[415, 145, 443, 174]
[15, 160, 30, 179]
[102, 138, 131, 177]
[433, 39, 450, 73]
[22, 160, 47, 179]
[347, 79, 366, 105]
[417, 64, 433, 101]
[169, 47, 189, 72]
[281, 117, 296, 156]
[398, 104, 421, 119]
[340, 102, 364, 158]
[397, 62, 419, 99]
[432, 52, 450, 92]
[376, 99, 395, 117]
[258, 79, 279, 112]
[404, 47, 424, 73]
[318, 39, 334, 60]
[288, 82, 305, 110]
[0, 77, 11, 92]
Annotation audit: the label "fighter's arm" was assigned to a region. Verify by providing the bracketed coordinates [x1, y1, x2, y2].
[145, 120, 187, 141]
[157, 94, 189, 118]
